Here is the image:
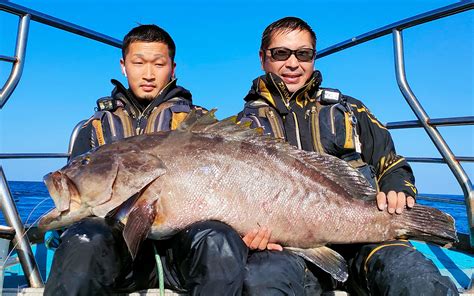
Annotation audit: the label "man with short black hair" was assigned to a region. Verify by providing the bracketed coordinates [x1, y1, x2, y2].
[45, 24, 249, 296]
[238, 16, 459, 295]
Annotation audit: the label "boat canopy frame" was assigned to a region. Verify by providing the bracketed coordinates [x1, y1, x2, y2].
[0, 0, 473, 288]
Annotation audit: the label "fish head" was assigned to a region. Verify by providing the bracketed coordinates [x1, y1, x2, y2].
[45, 149, 119, 210]
[40, 143, 167, 230]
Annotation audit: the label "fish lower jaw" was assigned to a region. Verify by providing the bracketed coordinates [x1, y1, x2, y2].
[39, 206, 93, 232]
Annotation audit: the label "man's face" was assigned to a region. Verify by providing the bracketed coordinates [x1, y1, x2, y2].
[120, 41, 176, 101]
[260, 29, 315, 93]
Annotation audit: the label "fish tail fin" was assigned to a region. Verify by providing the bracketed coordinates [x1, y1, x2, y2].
[397, 204, 457, 245]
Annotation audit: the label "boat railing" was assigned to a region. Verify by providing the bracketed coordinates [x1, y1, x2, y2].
[0, 0, 472, 288]
[316, 0, 473, 248]
[0, 1, 121, 288]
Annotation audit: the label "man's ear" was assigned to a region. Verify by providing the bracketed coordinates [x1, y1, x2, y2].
[171, 61, 176, 79]
[259, 50, 265, 71]
[120, 59, 127, 77]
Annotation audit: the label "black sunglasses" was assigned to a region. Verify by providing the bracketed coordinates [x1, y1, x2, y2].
[266, 47, 316, 62]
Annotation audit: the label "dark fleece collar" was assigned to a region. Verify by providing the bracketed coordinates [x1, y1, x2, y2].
[244, 71, 322, 115]
[110, 78, 192, 117]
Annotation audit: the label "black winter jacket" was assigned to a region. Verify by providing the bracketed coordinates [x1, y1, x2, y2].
[70, 79, 197, 159]
[237, 71, 417, 197]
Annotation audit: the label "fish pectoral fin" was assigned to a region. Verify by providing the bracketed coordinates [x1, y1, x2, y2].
[285, 246, 348, 282]
[123, 194, 158, 260]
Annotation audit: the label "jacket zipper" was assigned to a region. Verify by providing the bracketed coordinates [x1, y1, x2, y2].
[133, 79, 177, 135]
[310, 105, 324, 153]
[330, 104, 337, 135]
[267, 109, 285, 139]
[267, 75, 317, 150]
[134, 110, 146, 134]
[292, 112, 302, 150]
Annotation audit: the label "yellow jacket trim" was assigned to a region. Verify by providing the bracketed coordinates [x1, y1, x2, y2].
[343, 112, 354, 149]
[265, 108, 285, 139]
[404, 180, 417, 195]
[171, 112, 188, 130]
[351, 104, 387, 130]
[377, 157, 405, 182]
[144, 102, 173, 134]
[92, 119, 105, 146]
[258, 79, 277, 108]
[295, 91, 305, 108]
[364, 243, 414, 273]
[115, 108, 134, 138]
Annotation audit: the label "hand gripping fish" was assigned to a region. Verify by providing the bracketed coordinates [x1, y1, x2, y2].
[39, 110, 457, 282]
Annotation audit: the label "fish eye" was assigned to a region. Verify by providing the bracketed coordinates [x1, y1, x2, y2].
[81, 157, 90, 165]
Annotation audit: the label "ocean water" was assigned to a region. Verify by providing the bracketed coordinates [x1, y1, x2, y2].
[0, 181, 470, 235]
[0, 181, 55, 227]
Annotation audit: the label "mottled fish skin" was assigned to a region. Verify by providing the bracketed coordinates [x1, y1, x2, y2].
[39, 114, 456, 250]
[143, 134, 398, 247]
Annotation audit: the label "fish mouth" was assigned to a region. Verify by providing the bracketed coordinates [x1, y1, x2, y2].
[44, 171, 81, 212]
[38, 206, 91, 232]
[38, 208, 63, 232]
[39, 172, 90, 232]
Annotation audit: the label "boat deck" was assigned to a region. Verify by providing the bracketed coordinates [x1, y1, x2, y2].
[1, 241, 472, 295]
[2, 288, 183, 295]
[0, 288, 352, 296]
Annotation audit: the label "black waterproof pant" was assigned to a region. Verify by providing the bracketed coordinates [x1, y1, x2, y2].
[44, 217, 458, 296]
[44, 218, 316, 296]
[346, 241, 459, 296]
[44, 218, 248, 295]
[245, 242, 459, 296]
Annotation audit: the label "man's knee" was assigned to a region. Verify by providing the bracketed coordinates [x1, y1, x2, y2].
[176, 221, 247, 273]
[353, 242, 458, 296]
[244, 251, 320, 296]
[171, 221, 247, 294]
[59, 217, 123, 253]
[179, 220, 247, 257]
[45, 218, 128, 295]
[245, 250, 305, 281]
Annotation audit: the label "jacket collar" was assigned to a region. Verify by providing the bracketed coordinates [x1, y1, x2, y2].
[245, 71, 322, 114]
[110, 78, 192, 118]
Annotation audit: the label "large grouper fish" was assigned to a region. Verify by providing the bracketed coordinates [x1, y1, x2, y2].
[39, 110, 457, 282]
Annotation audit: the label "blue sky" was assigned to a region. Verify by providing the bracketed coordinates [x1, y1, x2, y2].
[0, 0, 472, 196]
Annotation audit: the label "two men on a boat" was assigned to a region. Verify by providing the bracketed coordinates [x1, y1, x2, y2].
[44, 19, 458, 296]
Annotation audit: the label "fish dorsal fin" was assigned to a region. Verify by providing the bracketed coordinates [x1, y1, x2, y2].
[177, 109, 219, 132]
[287, 149, 377, 200]
[178, 109, 265, 140]
[256, 134, 376, 200]
[202, 116, 266, 140]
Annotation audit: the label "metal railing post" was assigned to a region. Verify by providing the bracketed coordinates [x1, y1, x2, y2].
[0, 14, 30, 109]
[0, 166, 43, 287]
[392, 29, 474, 247]
[0, 238, 10, 289]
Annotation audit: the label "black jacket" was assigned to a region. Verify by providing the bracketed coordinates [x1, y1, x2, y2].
[238, 71, 417, 197]
[70, 79, 195, 159]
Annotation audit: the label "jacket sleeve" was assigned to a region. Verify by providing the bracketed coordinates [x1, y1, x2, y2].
[69, 119, 94, 161]
[348, 98, 417, 198]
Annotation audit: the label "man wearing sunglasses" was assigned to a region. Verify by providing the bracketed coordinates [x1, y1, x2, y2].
[237, 17, 457, 295]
